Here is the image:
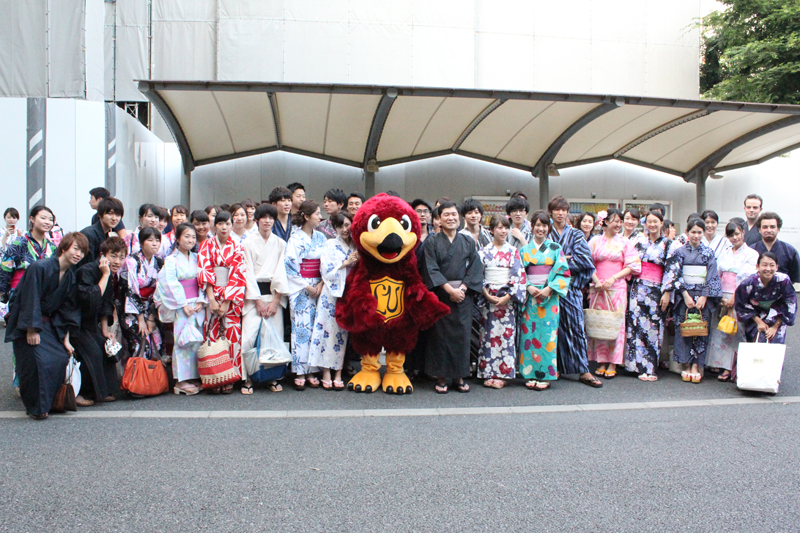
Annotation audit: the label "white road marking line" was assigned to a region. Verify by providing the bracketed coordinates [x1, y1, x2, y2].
[1, 396, 797, 420]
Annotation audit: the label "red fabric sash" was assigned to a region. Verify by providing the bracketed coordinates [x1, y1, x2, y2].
[138, 285, 156, 299]
[638, 262, 664, 284]
[300, 258, 321, 278]
[10, 270, 24, 289]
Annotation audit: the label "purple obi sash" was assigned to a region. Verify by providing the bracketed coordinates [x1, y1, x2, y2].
[526, 264, 551, 286]
[180, 278, 200, 299]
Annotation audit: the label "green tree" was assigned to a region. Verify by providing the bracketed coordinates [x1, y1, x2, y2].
[700, 0, 800, 104]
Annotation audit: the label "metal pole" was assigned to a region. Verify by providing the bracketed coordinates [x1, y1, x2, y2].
[364, 170, 375, 198]
[696, 173, 707, 213]
[181, 169, 191, 208]
[537, 171, 549, 210]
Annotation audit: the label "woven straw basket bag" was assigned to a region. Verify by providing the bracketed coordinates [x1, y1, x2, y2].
[584, 289, 625, 341]
[680, 309, 709, 337]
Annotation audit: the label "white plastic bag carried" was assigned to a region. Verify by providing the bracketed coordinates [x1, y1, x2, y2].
[736, 333, 786, 394]
[66, 356, 81, 397]
[241, 318, 292, 377]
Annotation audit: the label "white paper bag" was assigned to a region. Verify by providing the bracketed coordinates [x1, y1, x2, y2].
[66, 356, 82, 397]
[736, 336, 785, 394]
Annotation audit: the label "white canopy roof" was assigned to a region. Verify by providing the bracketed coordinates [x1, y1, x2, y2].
[138, 80, 800, 182]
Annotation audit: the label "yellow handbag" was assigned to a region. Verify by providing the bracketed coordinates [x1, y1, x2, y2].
[717, 308, 738, 335]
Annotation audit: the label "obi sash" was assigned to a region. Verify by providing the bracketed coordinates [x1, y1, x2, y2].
[9, 269, 24, 290]
[257, 280, 272, 295]
[757, 299, 776, 311]
[484, 265, 511, 286]
[682, 265, 707, 285]
[138, 285, 156, 299]
[526, 264, 551, 286]
[179, 278, 200, 299]
[720, 271, 737, 293]
[596, 260, 623, 281]
[300, 258, 321, 278]
[213, 266, 230, 287]
[639, 262, 664, 284]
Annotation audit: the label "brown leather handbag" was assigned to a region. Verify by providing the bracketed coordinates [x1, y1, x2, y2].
[121, 336, 169, 397]
[51, 362, 78, 413]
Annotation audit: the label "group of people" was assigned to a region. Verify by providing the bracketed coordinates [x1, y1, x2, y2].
[1, 183, 796, 419]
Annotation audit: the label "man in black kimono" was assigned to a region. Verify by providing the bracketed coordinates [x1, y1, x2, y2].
[423, 202, 484, 393]
[71, 237, 127, 406]
[743, 194, 763, 247]
[80, 197, 124, 265]
[752, 211, 800, 283]
[5, 233, 87, 419]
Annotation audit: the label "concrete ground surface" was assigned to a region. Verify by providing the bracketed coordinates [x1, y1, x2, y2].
[1, 337, 799, 532]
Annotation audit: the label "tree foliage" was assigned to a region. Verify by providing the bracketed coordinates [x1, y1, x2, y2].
[700, 0, 800, 104]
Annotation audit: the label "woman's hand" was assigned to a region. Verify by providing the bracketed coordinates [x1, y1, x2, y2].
[482, 288, 500, 306]
[26, 327, 40, 346]
[497, 294, 511, 306]
[766, 323, 779, 341]
[208, 297, 220, 315]
[219, 300, 231, 317]
[305, 284, 319, 298]
[538, 287, 552, 301]
[722, 296, 735, 308]
[183, 304, 195, 316]
[137, 315, 148, 336]
[695, 296, 707, 310]
[600, 277, 615, 291]
[683, 293, 696, 309]
[527, 285, 540, 298]
[660, 292, 671, 312]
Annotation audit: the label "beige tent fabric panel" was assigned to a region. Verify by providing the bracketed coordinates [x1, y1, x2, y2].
[719, 123, 800, 168]
[211, 91, 277, 155]
[496, 101, 598, 167]
[324, 93, 380, 162]
[160, 90, 234, 161]
[459, 100, 553, 158]
[276, 93, 331, 155]
[377, 96, 446, 161]
[414, 97, 495, 155]
[634, 112, 792, 172]
[554, 105, 688, 164]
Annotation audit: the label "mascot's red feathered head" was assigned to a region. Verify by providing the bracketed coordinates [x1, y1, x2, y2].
[351, 193, 420, 265]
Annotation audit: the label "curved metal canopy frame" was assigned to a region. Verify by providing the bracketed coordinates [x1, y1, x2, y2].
[138, 80, 800, 191]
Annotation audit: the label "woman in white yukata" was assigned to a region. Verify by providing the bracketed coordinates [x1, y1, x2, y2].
[309, 211, 358, 390]
[285, 200, 327, 391]
[154, 223, 207, 395]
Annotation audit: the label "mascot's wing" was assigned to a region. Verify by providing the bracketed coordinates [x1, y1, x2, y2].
[335, 267, 385, 333]
[406, 277, 450, 330]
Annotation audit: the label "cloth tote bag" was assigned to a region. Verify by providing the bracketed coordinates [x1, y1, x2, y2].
[736, 333, 786, 394]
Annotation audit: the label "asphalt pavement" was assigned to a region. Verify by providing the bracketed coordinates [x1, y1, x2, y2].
[1, 335, 799, 532]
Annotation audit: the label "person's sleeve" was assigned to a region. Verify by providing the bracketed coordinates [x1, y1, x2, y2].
[423, 236, 448, 288]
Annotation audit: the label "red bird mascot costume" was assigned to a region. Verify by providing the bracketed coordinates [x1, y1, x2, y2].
[336, 194, 450, 394]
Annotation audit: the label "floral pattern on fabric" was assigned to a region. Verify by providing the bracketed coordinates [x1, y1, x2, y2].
[476, 242, 526, 379]
[120, 252, 163, 360]
[735, 271, 797, 344]
[517, 240, 569, 380]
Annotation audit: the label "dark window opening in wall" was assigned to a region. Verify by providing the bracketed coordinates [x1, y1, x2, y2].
[117, 101, 150, 129]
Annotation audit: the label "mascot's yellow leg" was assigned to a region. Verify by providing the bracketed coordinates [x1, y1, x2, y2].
[382, 352, 413, 395]
[347, 354, 382, 393]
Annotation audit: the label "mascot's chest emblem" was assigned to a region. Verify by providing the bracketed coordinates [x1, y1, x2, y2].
[370, 276, 405, 322]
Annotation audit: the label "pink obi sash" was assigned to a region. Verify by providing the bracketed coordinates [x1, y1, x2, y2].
[10, 270, 25, 290]
[300, 258, 321, 278]
[180, 278, 200, 299]
[526, 264, 552, 286]
[721, 271, 737, 293]
[638, 262, 664, 284]
[596, 260, 624, 281]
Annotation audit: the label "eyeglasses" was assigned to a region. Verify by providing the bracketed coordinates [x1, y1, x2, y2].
[415, 209, 431, 215]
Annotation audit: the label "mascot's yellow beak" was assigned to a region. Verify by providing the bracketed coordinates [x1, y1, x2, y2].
[360, 215, 417, 264]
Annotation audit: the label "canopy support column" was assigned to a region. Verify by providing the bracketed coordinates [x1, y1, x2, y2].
[365, 170, 375, 198]
[180, 169, 191, 208]
[695, 172, 707, 213]
[535, 169, 549, 210]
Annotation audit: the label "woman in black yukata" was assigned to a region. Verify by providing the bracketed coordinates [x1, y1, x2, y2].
[71, 236, 128, 406]
[5, 232, 87, 420]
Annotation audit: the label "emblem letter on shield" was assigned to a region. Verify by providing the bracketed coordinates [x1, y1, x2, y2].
[369, 276, 405, 322]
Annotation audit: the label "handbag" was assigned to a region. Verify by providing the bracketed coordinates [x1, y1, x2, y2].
[121, 335, 169, 397]
[737, 332, 786, 394]
[680, 309, 708, 337]
[197, 316, 240, 389]
[717, 308, 738, 335]
[246, 318, 291, 383]
[51, 359, 78, 413]
[584, 289, 624, 341]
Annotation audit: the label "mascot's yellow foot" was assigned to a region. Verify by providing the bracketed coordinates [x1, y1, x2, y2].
[382, 352, 413, 394]
[347, 354, 382, 393]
